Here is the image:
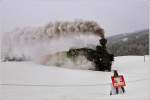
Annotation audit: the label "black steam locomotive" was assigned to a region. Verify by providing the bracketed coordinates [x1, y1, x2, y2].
[67, 38, 114, 72]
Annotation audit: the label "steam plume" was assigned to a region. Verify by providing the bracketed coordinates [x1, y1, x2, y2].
[1, 20, 105, 61]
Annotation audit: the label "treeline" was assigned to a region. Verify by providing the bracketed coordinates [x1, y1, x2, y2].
[107, 29, 149, 56]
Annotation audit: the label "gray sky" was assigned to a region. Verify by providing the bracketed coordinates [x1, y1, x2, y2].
[0, 0, 149, 36]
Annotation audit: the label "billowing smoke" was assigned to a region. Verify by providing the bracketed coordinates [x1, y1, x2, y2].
[1, 20, 105, 65]
[43, 20, 104, 38]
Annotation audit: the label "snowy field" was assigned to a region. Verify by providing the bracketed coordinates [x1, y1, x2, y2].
[0, 56, 150, 100]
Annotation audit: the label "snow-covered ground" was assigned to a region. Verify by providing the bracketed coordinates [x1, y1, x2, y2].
[0, 56, 150, 100]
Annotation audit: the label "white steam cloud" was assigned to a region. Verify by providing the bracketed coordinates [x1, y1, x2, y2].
[1, 20, 104, 62]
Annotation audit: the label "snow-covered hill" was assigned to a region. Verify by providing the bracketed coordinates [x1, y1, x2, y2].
[0, 56, 149, 100]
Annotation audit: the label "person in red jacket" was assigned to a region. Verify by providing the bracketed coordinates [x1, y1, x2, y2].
[110, 70, 125, 95]
[114, 70, 125, 94]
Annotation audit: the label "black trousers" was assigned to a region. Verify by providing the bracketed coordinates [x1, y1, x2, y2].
[116, 87, 125, 94]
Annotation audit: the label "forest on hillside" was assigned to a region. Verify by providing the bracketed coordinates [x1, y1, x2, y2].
[107, 29, 149, 56]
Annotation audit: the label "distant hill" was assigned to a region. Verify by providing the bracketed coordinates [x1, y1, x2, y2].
[107, 29, 149, 56]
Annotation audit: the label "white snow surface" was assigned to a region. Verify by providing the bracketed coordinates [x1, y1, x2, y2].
[0, 56, 150, 100]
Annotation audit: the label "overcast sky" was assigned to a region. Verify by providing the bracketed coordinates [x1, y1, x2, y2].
[0, 0, 149, 36]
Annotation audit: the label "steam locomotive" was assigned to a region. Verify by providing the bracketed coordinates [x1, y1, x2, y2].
[67, 38, 114, 72]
